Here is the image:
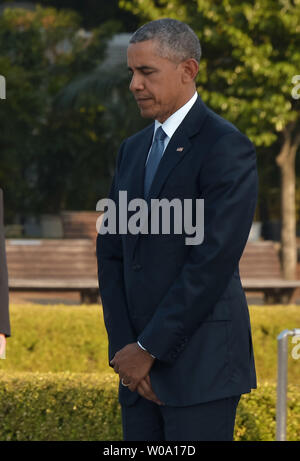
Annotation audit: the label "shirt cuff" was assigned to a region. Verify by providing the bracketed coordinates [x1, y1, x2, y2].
[137, 341, 155, 358]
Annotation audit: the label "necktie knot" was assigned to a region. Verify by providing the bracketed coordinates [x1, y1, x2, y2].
[155, 126, 167, 142]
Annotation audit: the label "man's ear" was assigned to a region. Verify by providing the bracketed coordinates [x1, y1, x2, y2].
[181, 58, 199, 83]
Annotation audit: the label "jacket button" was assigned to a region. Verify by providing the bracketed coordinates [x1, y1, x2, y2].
[133, 264, 142, 271]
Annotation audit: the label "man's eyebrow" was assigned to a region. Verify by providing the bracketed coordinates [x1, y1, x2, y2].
[127, 66, 156, 72]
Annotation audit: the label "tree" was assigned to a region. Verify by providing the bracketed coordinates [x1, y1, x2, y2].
[120, 0, 300, 279]
[2, 0, 139, 30]
[0, 5, 119, 221]
[55, 62, 149, 171]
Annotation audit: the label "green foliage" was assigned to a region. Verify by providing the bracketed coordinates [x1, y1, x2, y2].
[2, 2, 300, 223]
[0, 372, 299, 440]
[56, 61, 149, 159]
[0, 6, 119, 220]
[0, 371, 121, 441]
[0, 304, 111, 373]
[120, 0, 300, 223]
[249, 305, 300, 384]
[234, 383, 300, 441]
[120, 0, 300, 147]
[1, 304, 299, 387]
[0, 303, 300, 440]
[2, 0, 140, 31]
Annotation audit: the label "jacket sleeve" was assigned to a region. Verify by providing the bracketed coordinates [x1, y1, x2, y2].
[0, 189, 11, 337]
[137, 130, 258, 364]
[96, 141, 136, 364]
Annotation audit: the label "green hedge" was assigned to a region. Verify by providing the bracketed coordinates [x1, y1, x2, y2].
[0, 372, 299, 441]
[0, 304, 299, 440]
[0, 372, 121, 441]
[235, 383, 300, 441]
[1, 304, 299, 385]
[0, 304, 110, 374]
[248, 305, 300, 384]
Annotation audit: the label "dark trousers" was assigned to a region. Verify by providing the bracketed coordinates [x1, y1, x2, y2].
[121, 395, 241, 441]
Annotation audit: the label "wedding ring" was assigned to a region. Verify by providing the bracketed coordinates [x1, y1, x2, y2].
[121, 378, 131, 387]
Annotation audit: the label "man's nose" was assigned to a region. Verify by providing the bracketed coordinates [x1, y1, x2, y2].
[129, 73, 144, 92]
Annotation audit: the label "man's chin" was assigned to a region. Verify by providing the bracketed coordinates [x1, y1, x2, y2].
[139, 107, 156, 119]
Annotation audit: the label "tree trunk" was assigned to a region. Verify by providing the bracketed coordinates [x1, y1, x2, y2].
[276, 123, 300, 279]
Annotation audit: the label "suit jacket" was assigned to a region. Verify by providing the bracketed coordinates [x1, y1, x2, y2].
[0, 188, 10, 337]
[97, 95, 258, 407]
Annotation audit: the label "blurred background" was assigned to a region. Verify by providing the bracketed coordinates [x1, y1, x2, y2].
[1, 0, 300, 304]
[0, 0, 300, 442]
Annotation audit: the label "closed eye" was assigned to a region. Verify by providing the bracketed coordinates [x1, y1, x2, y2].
[128, 66, 157, 76]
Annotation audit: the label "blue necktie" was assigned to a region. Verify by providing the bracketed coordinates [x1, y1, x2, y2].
[144, 126, 167, 198]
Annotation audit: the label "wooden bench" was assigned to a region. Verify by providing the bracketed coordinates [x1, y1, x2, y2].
[239, 241, 300, 304]
[6, 239, 99, 303]
[6, 237, 300, 305]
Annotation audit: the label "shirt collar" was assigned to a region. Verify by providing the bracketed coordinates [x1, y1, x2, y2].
[154, 91, 198, 139]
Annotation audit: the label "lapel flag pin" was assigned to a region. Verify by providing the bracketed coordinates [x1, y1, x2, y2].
[176, 147, 184, 152]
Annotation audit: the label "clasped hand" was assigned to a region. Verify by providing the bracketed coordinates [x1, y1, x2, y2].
[110, 343, 164, 405]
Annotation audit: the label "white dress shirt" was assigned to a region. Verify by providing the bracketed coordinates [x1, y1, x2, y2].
[138, 91, 198, 358]
[145, 91, 198, 166]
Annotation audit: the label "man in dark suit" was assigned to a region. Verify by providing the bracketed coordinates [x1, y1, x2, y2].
[97, 18, 258, 441]
[0, 188, 10, 359]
